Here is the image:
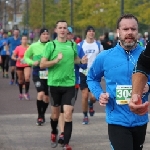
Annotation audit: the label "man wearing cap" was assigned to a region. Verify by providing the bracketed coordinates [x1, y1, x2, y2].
[24, 28, 50, 126]
[67, 27, 74, 41]
[78, 25, 104, 125]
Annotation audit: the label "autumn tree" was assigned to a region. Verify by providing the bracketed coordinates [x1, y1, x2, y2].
[24, 0, 150, 32]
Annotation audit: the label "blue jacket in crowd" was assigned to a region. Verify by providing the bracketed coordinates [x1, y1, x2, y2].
[75, 44, 87, 85]
[0, 38, 9, 55]
[8, 36, 21, 56]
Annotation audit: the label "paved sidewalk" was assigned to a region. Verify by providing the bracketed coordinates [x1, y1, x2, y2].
[0, 113, 150, 150]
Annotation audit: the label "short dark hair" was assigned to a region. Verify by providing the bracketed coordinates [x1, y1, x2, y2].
[55, 20, 67, 27]
[117, 14, 138, 29]
[3, 31, 8, 35]
[21, 34, 28, 39]
[13, 28, 20, 32]
[85, 25, 95, 35]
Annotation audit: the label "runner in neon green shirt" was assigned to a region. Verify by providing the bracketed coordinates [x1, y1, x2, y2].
[24, 40, 46, 66]
[24, 28, 50, 126]
[43, 39, 77, 87]
[40, 20, 87, 149]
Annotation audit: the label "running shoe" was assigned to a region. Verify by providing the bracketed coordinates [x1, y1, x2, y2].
[41, 115, 46, 124]
[19, 94, 24, 100]
[63, 144, 72, 150]
[51, 130, 58, 148]
[88, 100, 95, 116]
[9, 79, 14, 85]
[24, 93, 30, 100]
[82, 116, 89, 125]
[36, 118, 43, 126]
[89, 108, 95, 117]
[58, 133, 64, 146]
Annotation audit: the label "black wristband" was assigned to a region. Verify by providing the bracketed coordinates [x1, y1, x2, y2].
[80, 60, 82, 64]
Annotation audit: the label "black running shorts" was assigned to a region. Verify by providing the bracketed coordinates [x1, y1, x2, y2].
[32, 76, 49, 95]
[108, 124, 147, 150]
[10, 58, 16, 66]
[80, 72, 90, 91]
[60, 86, 78, 113]
[49, 86, 75, 107]
[16, 66, 31, 71]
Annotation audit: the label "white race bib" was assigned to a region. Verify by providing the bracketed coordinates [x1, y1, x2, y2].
[4, 45, 7, 51]
[116, 85, 132, 105]
[39, 70, 48, 79]
[82, 69, 88, 76]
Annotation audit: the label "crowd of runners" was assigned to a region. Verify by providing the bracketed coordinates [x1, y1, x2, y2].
[0, 13, 150, 150]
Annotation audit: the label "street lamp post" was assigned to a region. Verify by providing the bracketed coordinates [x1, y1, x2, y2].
[0, 0, 2, 29]
[70, 0, 73, 29]
[42, 0, 45, 27]
[4, 0, 8, 30]
[14, 0, 16, 23]
[26, 0, 29, 34]
[121, 0, 124, 15]
[13, 0, 18, 29]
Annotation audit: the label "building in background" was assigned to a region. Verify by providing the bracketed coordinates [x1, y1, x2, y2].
[0, 0, 25, 30]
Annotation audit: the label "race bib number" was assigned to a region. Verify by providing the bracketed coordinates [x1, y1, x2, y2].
[4, 45, 7, 51]
[39, 70, 48, 79]
[82, 69, 88, 76]
[116, 85, 132, 105]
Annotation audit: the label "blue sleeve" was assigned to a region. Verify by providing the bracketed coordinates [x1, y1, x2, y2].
[77, 45, 87, 69]
[8, 37, 11, 45]
[77, 45, 85, 58]
[0, 40, 3, 48]
[0, 46, 1, 52]
[96, 41, 101, 52]
[87, 54, 105, 100]
[75, 64, 80, 84]
[0, 41, 3, 52]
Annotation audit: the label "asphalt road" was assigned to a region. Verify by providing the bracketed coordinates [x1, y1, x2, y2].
[1, 73, 150, 150]
[0, 74, 105, 115]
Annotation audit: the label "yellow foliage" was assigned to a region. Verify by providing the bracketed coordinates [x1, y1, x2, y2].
[26, 0, 150, 31]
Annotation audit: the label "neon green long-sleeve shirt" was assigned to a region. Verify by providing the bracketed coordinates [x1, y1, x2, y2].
[24, 40, 47, 66]
[24, 40, 47, 76]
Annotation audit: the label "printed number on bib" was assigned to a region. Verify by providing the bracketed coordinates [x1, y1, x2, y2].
[116, 85, 132, 105]
[82, 69, 88, 76]
[39, 70, 48, 79]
